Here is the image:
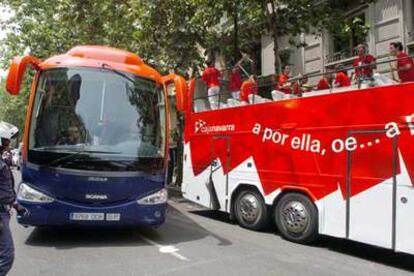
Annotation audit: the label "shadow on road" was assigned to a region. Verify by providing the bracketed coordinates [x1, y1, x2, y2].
[189, 209, 275, 233]
[25, 226, 146, 249]
[315, 236, 414, 272]
[188, 209, 233, 224]
[189, 209, 414, 272]
[24, 204, 231, 249]
[137, 203, 232, 247]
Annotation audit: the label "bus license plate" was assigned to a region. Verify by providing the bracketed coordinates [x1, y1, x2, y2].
[106, 213, 121, 221]
[70, 213, 105, 221]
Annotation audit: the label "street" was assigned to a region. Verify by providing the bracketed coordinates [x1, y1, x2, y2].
[8, 170, 414, 276]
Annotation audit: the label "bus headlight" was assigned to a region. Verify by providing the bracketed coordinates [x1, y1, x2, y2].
[18, 183, 54, 203]
[137, 188, 168, 205]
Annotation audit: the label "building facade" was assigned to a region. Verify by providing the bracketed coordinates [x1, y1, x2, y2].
[261, 0, 414, 82]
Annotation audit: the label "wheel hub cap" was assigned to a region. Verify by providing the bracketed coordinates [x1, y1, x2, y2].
[282, 201, 309, 233]
[239, 194, 260, 223]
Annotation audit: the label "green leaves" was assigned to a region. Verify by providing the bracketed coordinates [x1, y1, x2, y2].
[0, 72, 32, 132]
[0, 0, 377, 130]
[0, 0, 378, 73]
[0, 0, 212, 130]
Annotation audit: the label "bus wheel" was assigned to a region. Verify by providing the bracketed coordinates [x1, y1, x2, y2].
[234, 189, 268, 231]
[274, 193, 318, 244]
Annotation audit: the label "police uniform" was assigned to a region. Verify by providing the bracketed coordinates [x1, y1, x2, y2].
[0, 153, 15, 276]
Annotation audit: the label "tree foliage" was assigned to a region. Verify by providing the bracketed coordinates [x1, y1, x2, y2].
[202, 0, 377, 72]
[0, 0, 377, 131]
[0, 75, 31, 133]
[0, 0, 218, 74]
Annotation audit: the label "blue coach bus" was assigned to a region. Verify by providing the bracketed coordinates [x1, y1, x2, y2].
[5, 45, 186, 226]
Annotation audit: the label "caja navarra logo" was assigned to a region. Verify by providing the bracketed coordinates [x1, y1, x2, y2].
[194, 119, 236, 134]
[195, 120, 207, 133]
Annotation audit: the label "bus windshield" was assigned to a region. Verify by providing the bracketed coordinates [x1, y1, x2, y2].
[28, 68, 166, 171]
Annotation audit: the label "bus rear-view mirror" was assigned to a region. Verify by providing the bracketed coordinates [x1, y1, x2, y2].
[162, 74, 188, 112]
[6, 55, 41, 95]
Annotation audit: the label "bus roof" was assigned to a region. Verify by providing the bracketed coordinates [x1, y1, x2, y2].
[40, 45, 162, 82]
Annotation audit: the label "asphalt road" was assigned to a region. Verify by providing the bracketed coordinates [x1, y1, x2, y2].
[7, 170, 414, 276]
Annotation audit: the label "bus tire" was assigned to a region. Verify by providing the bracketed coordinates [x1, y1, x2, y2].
[274, 193, 318, 244]
[234, 189, 268, 231]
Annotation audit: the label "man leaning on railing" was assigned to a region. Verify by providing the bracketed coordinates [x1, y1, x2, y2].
[352, 44, 377, 82]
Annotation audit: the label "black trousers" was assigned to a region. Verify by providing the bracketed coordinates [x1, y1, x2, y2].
[0, 211, 14, 276]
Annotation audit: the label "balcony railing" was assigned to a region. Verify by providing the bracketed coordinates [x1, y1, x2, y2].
[326, 48, 359, 64]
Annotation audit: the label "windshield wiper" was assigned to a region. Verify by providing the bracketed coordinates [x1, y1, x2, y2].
[102, 63, 136, 83]
[34, 145, 88, 152]
[41, 150, 121, 169]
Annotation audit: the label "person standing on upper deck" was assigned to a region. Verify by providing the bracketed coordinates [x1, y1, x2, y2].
[240, 75, 258, 103]
[276, 65, 292, 94]
[389, 42, 414, 83]
[228, 54, 250, 100]
[201, 60, 222, 110]
[228, 66, 242, 100]
[353, 44, 376, 81]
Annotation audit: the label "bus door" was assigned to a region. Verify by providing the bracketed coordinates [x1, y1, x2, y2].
[165, 81, 180, 186]
[346, 130, 397, 250]
[209, 135, 231, 212]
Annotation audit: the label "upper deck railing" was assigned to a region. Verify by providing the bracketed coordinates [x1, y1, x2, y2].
[191, 55, 414, 113]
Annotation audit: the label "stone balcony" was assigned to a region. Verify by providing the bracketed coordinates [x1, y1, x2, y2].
[325, 48, 358, 68]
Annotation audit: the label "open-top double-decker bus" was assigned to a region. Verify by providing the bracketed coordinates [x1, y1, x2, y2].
[181, 69, 414, 254]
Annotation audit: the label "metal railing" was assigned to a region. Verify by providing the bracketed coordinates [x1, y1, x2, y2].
[326, 48, 359, 64]
[287, 54, 414, 84]
[192, 54, 414, 112]
[192, 79, 289, 112]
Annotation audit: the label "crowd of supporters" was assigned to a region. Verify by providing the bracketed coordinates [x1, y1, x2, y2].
[199, 41, 414, 108]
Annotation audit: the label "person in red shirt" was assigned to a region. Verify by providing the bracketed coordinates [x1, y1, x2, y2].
[390, 42, 414, 83]
[292, 75, 312, 95]
[201, 61, 222, 110]
[276, 65, 292, 94]
[334, 65, 351, 88]
[228, 55, 249, 99]
[317, 74, 331, 90]
[353, 44, 376, 82]
[228, 67, 242, 99]
[240, 75, 258, 103]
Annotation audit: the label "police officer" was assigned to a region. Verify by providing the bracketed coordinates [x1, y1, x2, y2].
[0, 121, 19, 276]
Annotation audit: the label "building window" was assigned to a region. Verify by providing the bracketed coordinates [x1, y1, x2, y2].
[279, 49, 291, 68]
[408, 1, 414, 54]
[412, 0, 414, 29]
[327, 13, 369, 64]
[410, 2, 414, 42]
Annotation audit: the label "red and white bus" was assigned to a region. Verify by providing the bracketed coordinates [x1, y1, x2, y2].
[180, 74, 414, 254]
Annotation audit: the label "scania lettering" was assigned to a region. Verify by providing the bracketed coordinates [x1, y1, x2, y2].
[6, 46, 186, 226]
